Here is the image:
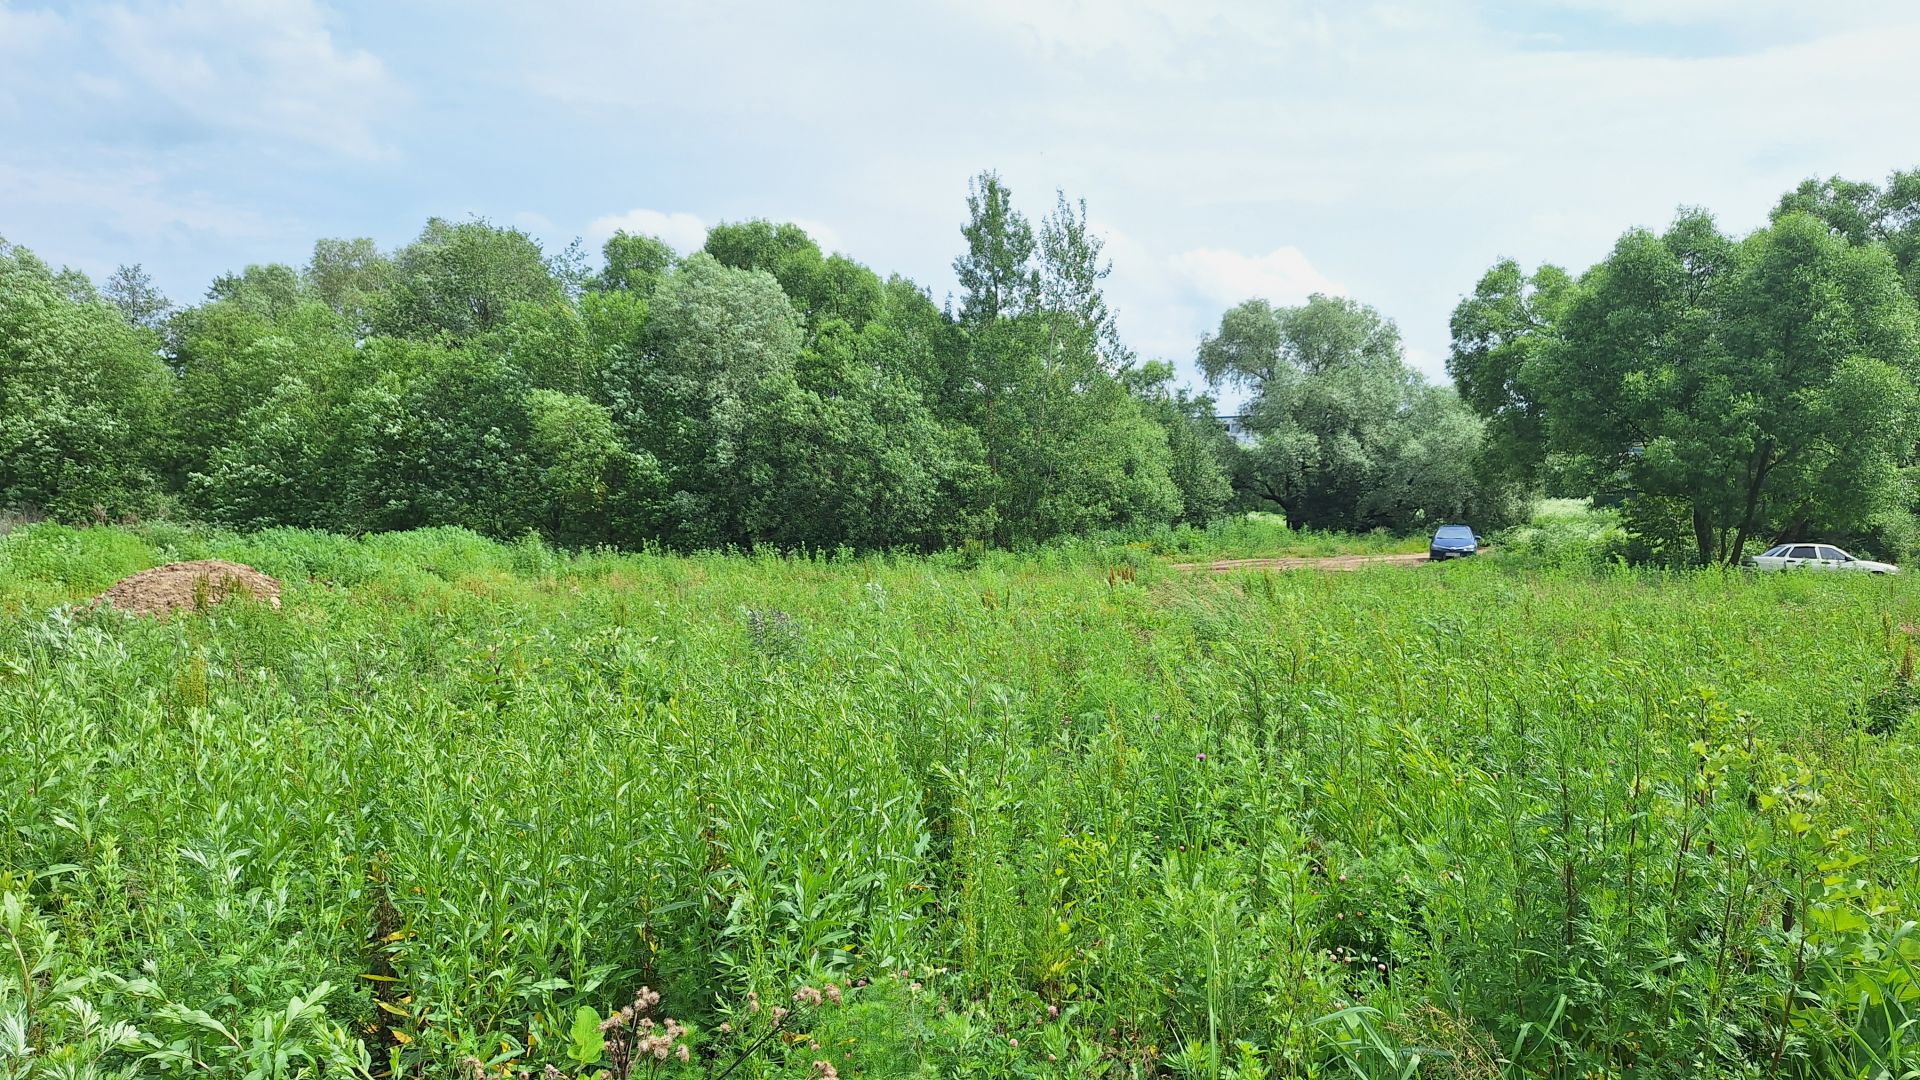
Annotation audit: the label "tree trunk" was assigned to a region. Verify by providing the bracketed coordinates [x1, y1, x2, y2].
[1692, 502, 1717, 567]
[1726, 445, 1777, 566]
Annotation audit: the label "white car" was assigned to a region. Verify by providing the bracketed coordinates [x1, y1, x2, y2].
[1751, 543, 1898, 574]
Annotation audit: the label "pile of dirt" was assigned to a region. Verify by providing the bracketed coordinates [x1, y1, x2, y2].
[91, 560, 282, 617]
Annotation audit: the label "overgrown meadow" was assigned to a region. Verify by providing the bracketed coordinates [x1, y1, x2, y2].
[5, 522, 1920, 1078]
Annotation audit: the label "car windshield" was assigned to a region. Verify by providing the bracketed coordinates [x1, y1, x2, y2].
[1435, 526, 1473, 540]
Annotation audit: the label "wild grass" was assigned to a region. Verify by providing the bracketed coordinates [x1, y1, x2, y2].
[1493, 499, 1629, 570]
[1087, 514, 1428, 563]
[5, 523, 1920, 1078]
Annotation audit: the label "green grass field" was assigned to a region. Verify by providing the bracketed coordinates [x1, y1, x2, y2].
[6, 522, 1920, 1078]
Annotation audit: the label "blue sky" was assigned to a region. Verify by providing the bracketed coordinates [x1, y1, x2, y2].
[3, 0, 1918, 398]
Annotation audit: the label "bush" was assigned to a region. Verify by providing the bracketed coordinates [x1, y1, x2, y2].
[1495, 500, 1628, 569]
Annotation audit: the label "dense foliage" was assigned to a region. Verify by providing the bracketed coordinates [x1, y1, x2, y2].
[1451, 168, 1920, 566]
[4, 173, 1514, 552]
[8, 523, 1920, 1079]
[1199, 295, 1526, 532]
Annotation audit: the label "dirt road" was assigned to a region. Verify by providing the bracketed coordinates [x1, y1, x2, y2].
[1172, 552, 1431, 572]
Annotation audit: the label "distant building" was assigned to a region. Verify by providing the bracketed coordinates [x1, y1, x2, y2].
[1214, 413, 1257, 443]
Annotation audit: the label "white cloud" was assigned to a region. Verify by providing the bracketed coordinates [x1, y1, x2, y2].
[1404, 346, 1441, 380]
[11, 0, 1920, 401]
[512, 210, 557, 236]
[1536, 0, 1911, 27]
[951, 0, 1328, 73]
[1168, 246, 1344, 308]
[0, 2, 61, 55]
[0, 161, 283, 244]
[789, 217, 843, 255]
[88, 0, 401, 157]
[585, 208, 709, 254]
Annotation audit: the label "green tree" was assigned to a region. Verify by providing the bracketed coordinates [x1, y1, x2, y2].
[1038, 190, 1129, 371]
[596, 231, 676, 296]
[1361, 383, 1524, 530]
[862, 276, 969, 417]
[206, 263, 307, 322]
[526, 389, 663, 546]
[333, 342, 543, 537]
[1201, 293, 1519, 531]
[1203, 295, 1400, 527]
[102, 263, 172, 331]
[704, 220, 884, 332]
[732, 364, 988, 551]
[1446, 259, 1574, 485]
[1774, 170, 1920, 300]
[483, 300, 596, 396]
[953, 171, 1038, 328]
[1123, 361, 1235, 525]
[188, 376, 337, 530]
[1536, 210, 1920, 564]
[305, 237, 394, 336]
[952, 174, 1181, 541]
[602, 253, 803, 547]
[375, 218, 563, 342]
[166, 298, 356, 487]
[0, 239, 175, 519]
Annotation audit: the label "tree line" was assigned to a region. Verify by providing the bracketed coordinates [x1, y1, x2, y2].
[1, 172, 1510, 552]
[1449, 168, 1920, 565]
[9, 168, 1912, 559]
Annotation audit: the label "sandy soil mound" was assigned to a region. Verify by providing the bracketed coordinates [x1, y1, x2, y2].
[92, 560, 282, 617]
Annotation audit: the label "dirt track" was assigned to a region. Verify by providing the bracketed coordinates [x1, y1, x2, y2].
[1172, 552, 1432, 573]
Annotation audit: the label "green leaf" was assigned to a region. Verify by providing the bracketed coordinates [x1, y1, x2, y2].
[566, 1006, 604, 1066]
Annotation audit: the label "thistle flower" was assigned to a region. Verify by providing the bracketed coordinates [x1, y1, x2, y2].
[824, 982, 842, 1005]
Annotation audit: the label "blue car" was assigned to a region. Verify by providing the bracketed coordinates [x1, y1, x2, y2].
[1429, 524, 1479, 560]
